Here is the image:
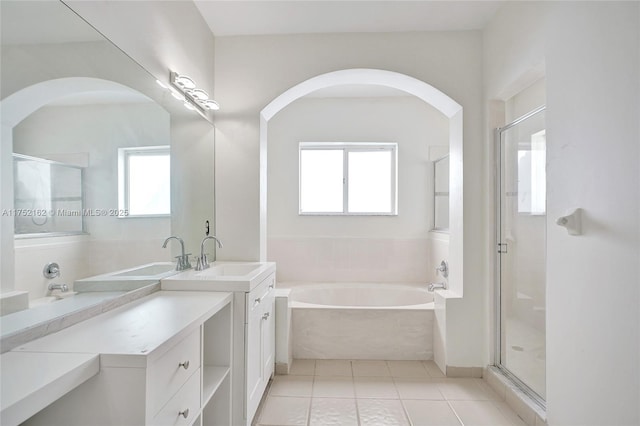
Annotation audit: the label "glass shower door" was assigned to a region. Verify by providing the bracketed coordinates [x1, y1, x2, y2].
[496, 106, 546, 403]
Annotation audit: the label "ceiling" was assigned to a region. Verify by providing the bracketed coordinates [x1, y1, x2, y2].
[194, 1, 504, 37]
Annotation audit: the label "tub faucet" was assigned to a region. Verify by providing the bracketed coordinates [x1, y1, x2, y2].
[48, 283, 69, 293]
[428, 282, 447, 292]
[196, 236, 223, 271]
[162, 236, 192, 271]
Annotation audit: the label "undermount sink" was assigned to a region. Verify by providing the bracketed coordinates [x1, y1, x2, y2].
[202, 263, 262, 277]
[161, 261, 276, 292]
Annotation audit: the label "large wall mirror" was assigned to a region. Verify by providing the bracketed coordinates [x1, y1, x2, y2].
[1, 1, 215, 305]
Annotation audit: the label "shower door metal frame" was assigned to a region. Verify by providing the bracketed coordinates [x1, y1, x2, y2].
[494, 105, 546, 409]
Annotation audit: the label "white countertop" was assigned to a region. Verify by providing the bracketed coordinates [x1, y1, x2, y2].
[13, 291, 233, 368]
[1, 284, 160, 353]
[0, 352, 99, 426]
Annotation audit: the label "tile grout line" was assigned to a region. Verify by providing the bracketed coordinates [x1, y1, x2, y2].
[350, 360, 365, 426]
[305, 375, 314, 426]
[398, 398, 414, 426]
[446, 400, 466, 426]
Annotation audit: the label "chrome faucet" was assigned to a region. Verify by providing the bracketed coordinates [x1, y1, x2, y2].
[48, 283, 69, 293]
[162, 236, 192, 271]
[428, 282, 447, 292]
[196, 236, 223, 271]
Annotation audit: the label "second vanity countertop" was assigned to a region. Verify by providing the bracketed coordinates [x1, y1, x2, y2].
[0, 352, 99, 426]
[1, 290, 233, 425]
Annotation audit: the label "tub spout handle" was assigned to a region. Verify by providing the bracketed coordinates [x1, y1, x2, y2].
[428, 282, 447, 292]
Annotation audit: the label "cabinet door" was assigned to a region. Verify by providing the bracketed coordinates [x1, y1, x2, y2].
[245, 305, 263, 422]
[244, 274, 276, 425]
[261, 295, 275, 381]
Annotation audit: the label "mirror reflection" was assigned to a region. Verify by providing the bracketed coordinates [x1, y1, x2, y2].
[1, 1, 213, 317]
[13, 154, 84, 235]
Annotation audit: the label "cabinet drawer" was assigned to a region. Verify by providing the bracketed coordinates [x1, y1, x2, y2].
[151, 367, 201, 426]
[149, 328, 201, 415]
[246, 274, 275, 321]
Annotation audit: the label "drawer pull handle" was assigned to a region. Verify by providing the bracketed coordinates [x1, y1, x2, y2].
[254, 297, 262, 307]
[179, 360, 190, 370]
[262, 312, 270, 320]
[178, 408, 190, 419]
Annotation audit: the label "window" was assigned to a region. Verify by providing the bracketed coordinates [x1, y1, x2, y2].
[299, 142, 397, 215]
[517, 129, 546, 215]
[118, 146, 170, 217]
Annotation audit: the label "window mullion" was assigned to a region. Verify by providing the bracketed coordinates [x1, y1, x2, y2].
[125, 153, 132, 213]
[391, 147, 397, 214]
[343, 149, 349, 214]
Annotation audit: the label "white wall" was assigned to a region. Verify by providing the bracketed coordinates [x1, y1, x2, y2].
[484, 2, 639, 424]
[267, 96, 448, 282]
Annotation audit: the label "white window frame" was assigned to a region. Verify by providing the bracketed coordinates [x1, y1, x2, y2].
[298, 142, 398, 216]
[117, 145, 171, 218]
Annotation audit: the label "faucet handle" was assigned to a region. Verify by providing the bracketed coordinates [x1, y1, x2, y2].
[182, 253, 192, 270]
[435, 260, 449, 278]
[174, 254, 192, 271]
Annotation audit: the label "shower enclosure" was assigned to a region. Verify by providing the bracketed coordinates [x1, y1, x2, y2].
[495, 106, 546, 406]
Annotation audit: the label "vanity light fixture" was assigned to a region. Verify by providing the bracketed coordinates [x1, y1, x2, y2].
[168, 71, 220, 118]
[203, 99, 220, 111]
[190, 89, 208, 101]
[174, 73, 196, 90]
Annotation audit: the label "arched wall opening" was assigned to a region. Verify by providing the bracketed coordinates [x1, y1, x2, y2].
[259, 68, 464, 295]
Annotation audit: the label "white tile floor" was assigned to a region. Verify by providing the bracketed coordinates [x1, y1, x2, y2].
[254, 360, 527, 426]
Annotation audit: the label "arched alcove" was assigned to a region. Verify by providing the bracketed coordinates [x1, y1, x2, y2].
[1, 77, 151, 127]
[259, 68, 464, 295]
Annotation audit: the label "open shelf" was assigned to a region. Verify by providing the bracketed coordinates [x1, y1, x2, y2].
[201, 302, 232, 425]
[203, 366, 230, 407]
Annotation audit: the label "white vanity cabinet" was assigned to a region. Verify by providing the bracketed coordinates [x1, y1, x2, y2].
[161, 262, 277, 426]
[241, 273, 276, 425]
[10, 292, 233, 426]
